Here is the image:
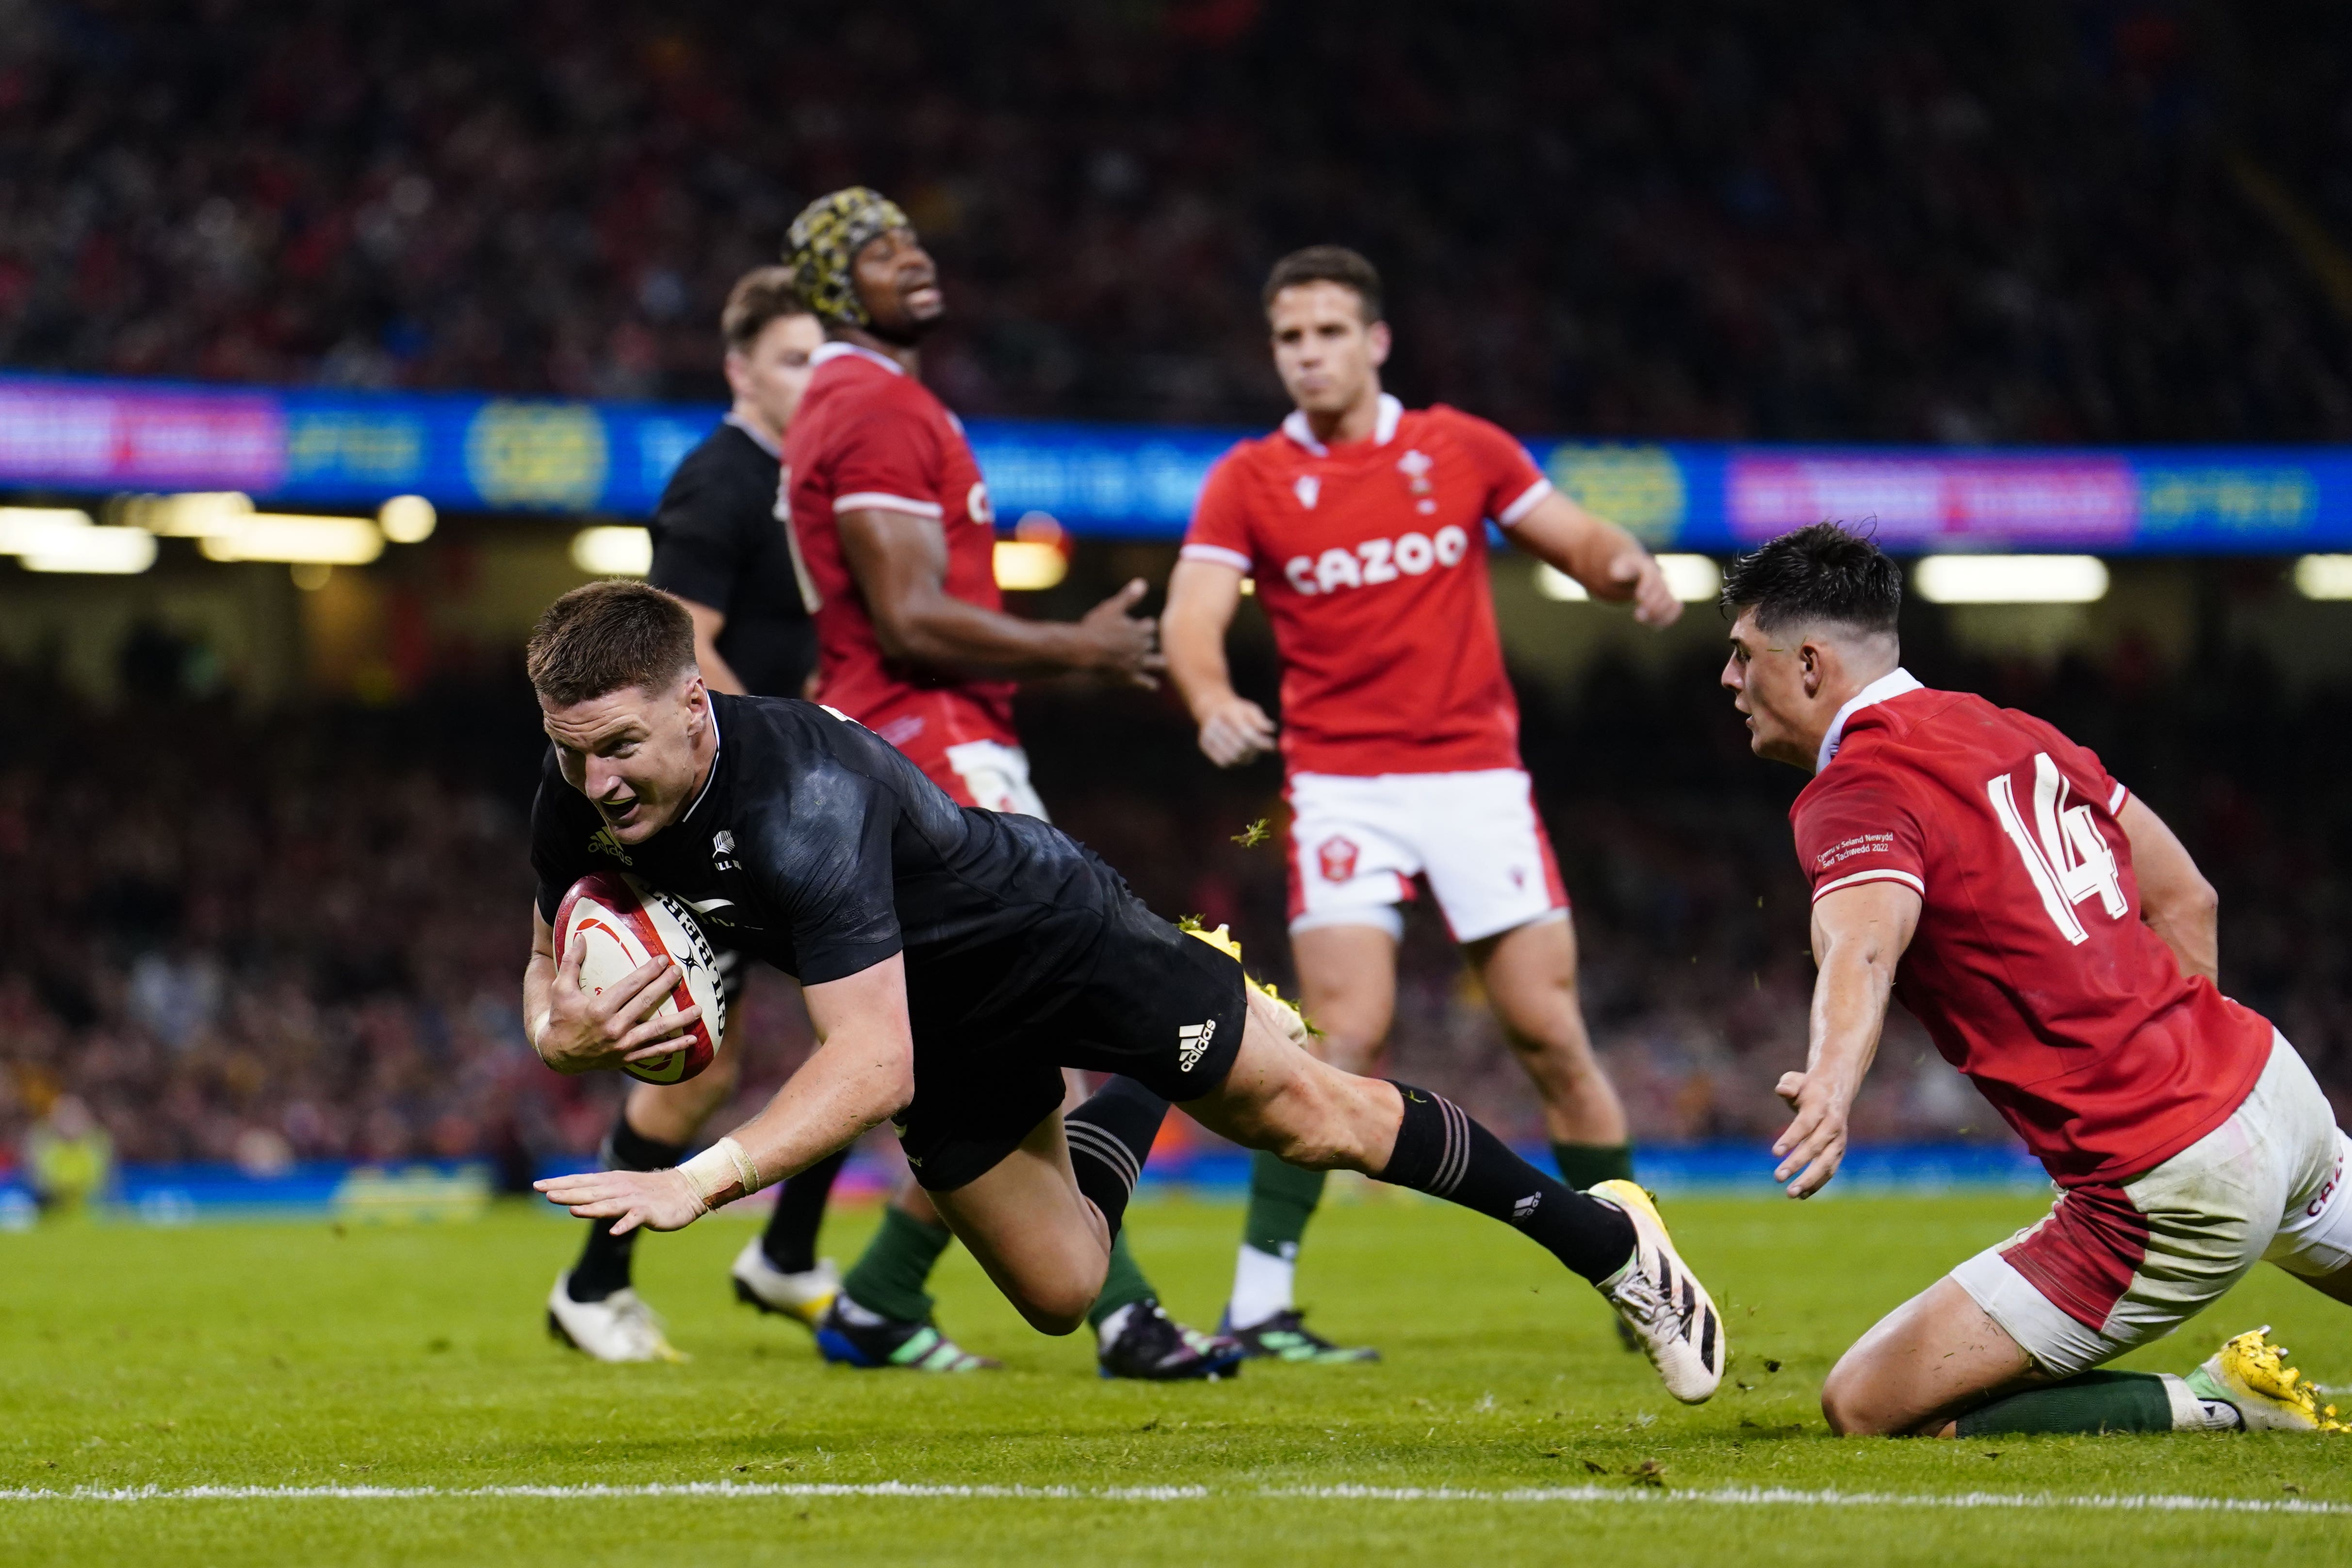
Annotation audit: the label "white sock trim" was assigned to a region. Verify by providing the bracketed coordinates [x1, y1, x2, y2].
[1227, 1242, 1297, 1331]
[2158, 1372, 2238, 1431]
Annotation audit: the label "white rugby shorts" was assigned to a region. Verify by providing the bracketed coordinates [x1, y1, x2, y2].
[1284, 767, 1568, 944]
[943, 738, 1048, 820]
[1953, 1033, 2352, 1378]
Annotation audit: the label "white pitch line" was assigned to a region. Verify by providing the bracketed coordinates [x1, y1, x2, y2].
[0, 1481, 2347, 1517]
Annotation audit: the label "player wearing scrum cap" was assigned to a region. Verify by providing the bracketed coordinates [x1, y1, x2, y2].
[547, 267, 838, 1363]
[523, 581, 1728, 1405]
[1161, 246, 1680, 1362]
[768, 186, 1237, 1379]
[1724, 523, 2351, 1437]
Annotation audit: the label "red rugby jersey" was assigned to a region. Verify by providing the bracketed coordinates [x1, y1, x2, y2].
[783, 342, 1018, 763]
[1790, 674, 2273, 1186]
[1179, 396, 1552, 776]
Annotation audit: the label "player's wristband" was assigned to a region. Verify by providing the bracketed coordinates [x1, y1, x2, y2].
[677, 1137, 764, 1212]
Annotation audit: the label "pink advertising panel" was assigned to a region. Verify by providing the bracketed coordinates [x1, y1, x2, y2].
[1727, 453, 2138, 546]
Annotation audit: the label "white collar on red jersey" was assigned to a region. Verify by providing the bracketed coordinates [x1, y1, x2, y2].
[810, 340, 906, 376]
[1816, 667, 1924, 774]
[1281, 393, 1403, 457]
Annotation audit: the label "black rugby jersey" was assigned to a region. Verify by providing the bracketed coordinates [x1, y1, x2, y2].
[647, 420, 817, 698]
[529, 694, 1119, 1043]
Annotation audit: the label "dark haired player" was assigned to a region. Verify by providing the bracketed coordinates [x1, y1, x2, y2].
[757, 186, 1226, 1379]
[1162, 245, 1681, 1361]
[522, 580, 1727, 1404]
[1723, 523, 2351, 1437]
[548, 267, 838, 1362]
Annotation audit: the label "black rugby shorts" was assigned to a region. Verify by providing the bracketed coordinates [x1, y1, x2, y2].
[894, 891, 1248, 1192]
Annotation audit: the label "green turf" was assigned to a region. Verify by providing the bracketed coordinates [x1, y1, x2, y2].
[2, 1190, 2348, 1565]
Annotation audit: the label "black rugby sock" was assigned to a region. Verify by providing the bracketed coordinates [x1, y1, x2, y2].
[1378, 1083, 1635, 1285]
[760, 1146, 849, 1275]
[568, 1111, 687, 1303]
[1064, 1077, 1168, 1241]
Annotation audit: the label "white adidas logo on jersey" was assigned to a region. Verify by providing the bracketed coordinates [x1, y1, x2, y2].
[1176, 1019, 1217, 1072]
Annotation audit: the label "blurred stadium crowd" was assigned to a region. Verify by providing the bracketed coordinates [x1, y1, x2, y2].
[1, 0, 2349, 441]
[4, 635, 2348, 1177]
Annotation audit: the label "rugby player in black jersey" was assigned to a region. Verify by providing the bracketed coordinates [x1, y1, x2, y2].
[548, 267, 851, 1363]
[523, 581, 1729, 1401]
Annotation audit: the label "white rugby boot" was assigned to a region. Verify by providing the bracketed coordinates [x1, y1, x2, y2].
[546, 1274, 686, 1363]
[730, 1239, 840, 1331]
[1589, 1179, 1725, 1404]
[2187, 1327, 2348, 1433]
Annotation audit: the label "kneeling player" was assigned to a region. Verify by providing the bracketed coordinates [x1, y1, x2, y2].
[1723, 524, 2352, 1437]
[522, 581, 1726, 1401]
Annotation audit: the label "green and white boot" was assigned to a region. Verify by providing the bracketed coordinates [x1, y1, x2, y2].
[815, 1297, 998, 1372]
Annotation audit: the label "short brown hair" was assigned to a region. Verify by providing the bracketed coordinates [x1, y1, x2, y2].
[527, 581, 696, 705]
[721, 265, 811, 352]
[1261, 245, 1383, 322]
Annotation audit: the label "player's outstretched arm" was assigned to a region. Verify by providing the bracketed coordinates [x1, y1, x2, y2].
[839, 506, 1163, 686]
[1775, 881, 1921, 1198]
[536, 954, 919, 1235]
[1162, 557, 1277, 767]
[2117, 796, 2219, 982]
[522, 905, 703, 1075]
[1509, 491, 1681, 626]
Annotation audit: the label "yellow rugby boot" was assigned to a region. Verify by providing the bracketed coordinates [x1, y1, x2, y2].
[2187, 1327, 2348, 1433]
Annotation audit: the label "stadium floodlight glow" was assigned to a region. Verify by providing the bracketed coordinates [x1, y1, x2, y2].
[198, 514, 386, 565]
[1911, 555, 2108, 604]
[993, 539, 1068, 591]
[2292, 555, 2352, 600]
[378, 494, 438, 544]
[130, 491, 254, 537]
[0, 505, 98, 555]
[571, 525, 652, 576]
[1534, 562, 1588, 600]
[1535, 554, 1722, 603]
[1659, 554, 1724, 602]
[20, 525, 158, 574]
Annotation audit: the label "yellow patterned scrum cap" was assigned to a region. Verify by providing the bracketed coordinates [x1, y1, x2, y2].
[785, 186, 913, 327]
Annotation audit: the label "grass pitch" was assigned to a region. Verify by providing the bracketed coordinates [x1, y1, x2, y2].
[3, 1188, 2348, 1565]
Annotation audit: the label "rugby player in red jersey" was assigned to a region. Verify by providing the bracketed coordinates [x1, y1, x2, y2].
[775, 187, 1238, 1380]
[1162, 246, 1683, 1361]
[1723, 523, 2352, 1437]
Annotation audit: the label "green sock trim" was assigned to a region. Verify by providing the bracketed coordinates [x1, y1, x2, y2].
[1551, 1142, 1636, 1190]
[1087, 1230, 1156, 1329]
[1954, 1370, 2176, 1436]
[840, 1205, 953, 1323]
[1243, 1149, 1326, 1256]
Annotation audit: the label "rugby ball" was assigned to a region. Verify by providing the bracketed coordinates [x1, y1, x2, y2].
[552, 872, 726, 1084]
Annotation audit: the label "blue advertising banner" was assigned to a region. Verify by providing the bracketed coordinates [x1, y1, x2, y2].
[0, 1141, 2044, 1225]
[1, 371, 2348, 553]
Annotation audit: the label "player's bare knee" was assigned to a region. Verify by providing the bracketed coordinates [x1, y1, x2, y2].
[1012, 1295, 1091, 1337]
[1008, 1260, 1103, 1336]
[1818, 1361, 1899, 1437]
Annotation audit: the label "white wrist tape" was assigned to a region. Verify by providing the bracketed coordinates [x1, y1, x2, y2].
[677, 1136, 763, 1211]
